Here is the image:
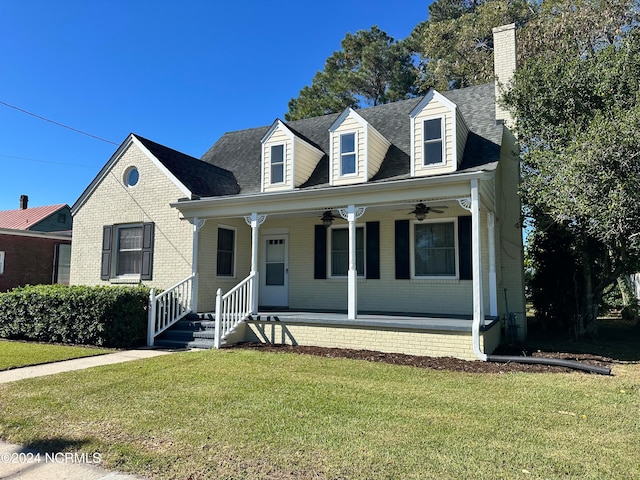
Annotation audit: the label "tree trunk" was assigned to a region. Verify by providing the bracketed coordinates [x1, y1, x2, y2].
[579, 248, 599, 338]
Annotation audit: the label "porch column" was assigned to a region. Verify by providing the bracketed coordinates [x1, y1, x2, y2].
[470, 180, 487, 361]
[190, 218, 206, 313]
[339, 205, 366, 319]
[244, 213, 267, 314]
[488, 211, 498, 317]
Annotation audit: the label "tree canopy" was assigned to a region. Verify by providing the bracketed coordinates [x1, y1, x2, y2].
[504, 1, 640, 335]
[285, 26, 417, 121]
[410, 0, 535, 91]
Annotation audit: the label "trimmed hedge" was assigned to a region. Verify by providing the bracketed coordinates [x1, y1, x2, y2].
[0, 284, 150, 348]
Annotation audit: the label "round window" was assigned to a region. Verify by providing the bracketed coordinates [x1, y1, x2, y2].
[124, 167, 139, 187]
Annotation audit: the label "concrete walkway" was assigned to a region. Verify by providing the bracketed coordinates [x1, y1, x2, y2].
[0, 348, 173, 384]
[0, 347, 180, 479]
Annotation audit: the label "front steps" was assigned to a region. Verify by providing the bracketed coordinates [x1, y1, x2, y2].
[154, 313, 217, 349]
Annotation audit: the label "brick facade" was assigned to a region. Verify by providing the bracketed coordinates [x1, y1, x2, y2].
[0, 232, 71, 292]
[70, 140, 193, 289]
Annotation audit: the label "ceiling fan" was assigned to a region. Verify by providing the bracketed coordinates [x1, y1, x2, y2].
[408, 203, 447, 221]
[320, 210, 338, 227]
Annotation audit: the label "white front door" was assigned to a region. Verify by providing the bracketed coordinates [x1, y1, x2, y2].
[260, 234, 289, 307]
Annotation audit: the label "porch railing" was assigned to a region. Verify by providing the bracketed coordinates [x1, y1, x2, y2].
[147, 274, 195, 346]
[215, 272, 256, 348]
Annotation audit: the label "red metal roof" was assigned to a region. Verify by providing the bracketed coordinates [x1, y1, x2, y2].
[0, 204, 67, 230]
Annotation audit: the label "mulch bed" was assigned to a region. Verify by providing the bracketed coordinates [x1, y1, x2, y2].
[236, 343, 614, 374]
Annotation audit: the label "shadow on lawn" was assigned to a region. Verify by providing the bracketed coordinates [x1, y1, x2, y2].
[21, 437, 96, 455]
[521, 318, 640, 363]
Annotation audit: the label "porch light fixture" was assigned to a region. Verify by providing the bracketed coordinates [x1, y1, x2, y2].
[410, 203, 429, 221]
[409, 203, 447, 222]
[321, 210, 336, 227]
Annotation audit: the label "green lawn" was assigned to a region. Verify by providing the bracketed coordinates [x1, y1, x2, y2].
[0, 349, 638, 479]
[0, 340, 112, 371]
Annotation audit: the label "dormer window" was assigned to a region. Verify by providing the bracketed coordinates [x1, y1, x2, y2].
[270, 144, 285, 184]
[423, 118, 444, 165]
[340, 132, 357, 175]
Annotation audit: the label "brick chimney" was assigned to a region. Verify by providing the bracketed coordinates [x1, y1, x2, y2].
[19, 194, 28, 210]
[492, 23, 517, 127]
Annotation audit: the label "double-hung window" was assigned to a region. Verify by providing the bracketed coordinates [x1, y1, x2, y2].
[101, 223, 154, 281]
[340, 132, 357, 175]
[423, 118, 444, 165]
[270, 144, 285, 184]
[116, 225, 143, 276]
[330, 226, 365, 276]
[413, 221, 456, 277]
[217, 227, 235, 276]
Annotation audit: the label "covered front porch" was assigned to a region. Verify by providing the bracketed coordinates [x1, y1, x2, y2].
[148, 172, 513, 360]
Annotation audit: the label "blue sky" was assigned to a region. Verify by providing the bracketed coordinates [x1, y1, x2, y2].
[0, 1, 431, 211]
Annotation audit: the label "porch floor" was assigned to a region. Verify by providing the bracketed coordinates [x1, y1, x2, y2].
[248, 311, 499, 333]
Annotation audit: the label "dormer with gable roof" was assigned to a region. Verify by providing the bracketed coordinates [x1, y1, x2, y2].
[409, 89, 470, 177]
[261, 119, 324, 192]
[328, 108, 391, 186]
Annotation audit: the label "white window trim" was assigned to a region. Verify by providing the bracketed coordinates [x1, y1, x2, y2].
[421, 115, 446, 168]
[216, 224, 237, 278]
[0, 251, 4, 274]
[123, 166, 140, 188]
[410, 218, 459, 280]
[327, 224, 366, 278]
[113, 224, 144, 279]
[339, 131, 359, 177]
[269, 143, 286, 185]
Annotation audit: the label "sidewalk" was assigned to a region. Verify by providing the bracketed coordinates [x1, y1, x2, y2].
[0, 348, 173, 384]
[0, 347, 179, 479]
[0, 439, 147, 479]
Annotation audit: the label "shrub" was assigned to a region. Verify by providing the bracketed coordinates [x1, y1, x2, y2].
[0, 284, 150, 348]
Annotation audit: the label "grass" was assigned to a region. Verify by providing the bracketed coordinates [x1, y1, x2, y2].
[0, 340, 113, 371]
[0, 348, 638, 479]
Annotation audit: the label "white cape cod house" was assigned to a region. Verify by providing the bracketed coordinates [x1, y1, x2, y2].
[70, 25, 524, 361]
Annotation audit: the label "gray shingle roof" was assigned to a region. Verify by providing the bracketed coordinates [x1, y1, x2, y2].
[135, 135, 240, 197]
[200, 83, 502, 193]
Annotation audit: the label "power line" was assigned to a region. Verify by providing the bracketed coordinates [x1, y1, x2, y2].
[0, 153, 96, 168]
[0, 100, 119, 146]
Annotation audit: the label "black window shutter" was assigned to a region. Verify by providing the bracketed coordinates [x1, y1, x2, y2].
[366, 221, 380, 279]
[314, 225, 327, 279]
[100, 225, 113, 280]
[395, 220, 410, 279]
[141, 222, 155, 281]
[458, 216, 472, 280]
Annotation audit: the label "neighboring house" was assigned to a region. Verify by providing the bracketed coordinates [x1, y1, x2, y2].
[0, 196, 72, 291]
[70, 24, 524, 360]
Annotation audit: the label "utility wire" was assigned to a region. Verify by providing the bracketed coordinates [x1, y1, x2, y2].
[0, 153, 95, 168]
[0, 100, 119, 146]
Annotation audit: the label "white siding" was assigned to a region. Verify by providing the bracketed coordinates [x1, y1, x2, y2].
[412, 99, 456, 176]
[366, 126, 391, 180]
[262, 126, 292, 192]
[331, 113, 366, 186]
[293, 138, 323, 187]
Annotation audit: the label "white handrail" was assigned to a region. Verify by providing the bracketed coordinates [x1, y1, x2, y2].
[214, 272, 256, 348]
[147, 274, 195, 346]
